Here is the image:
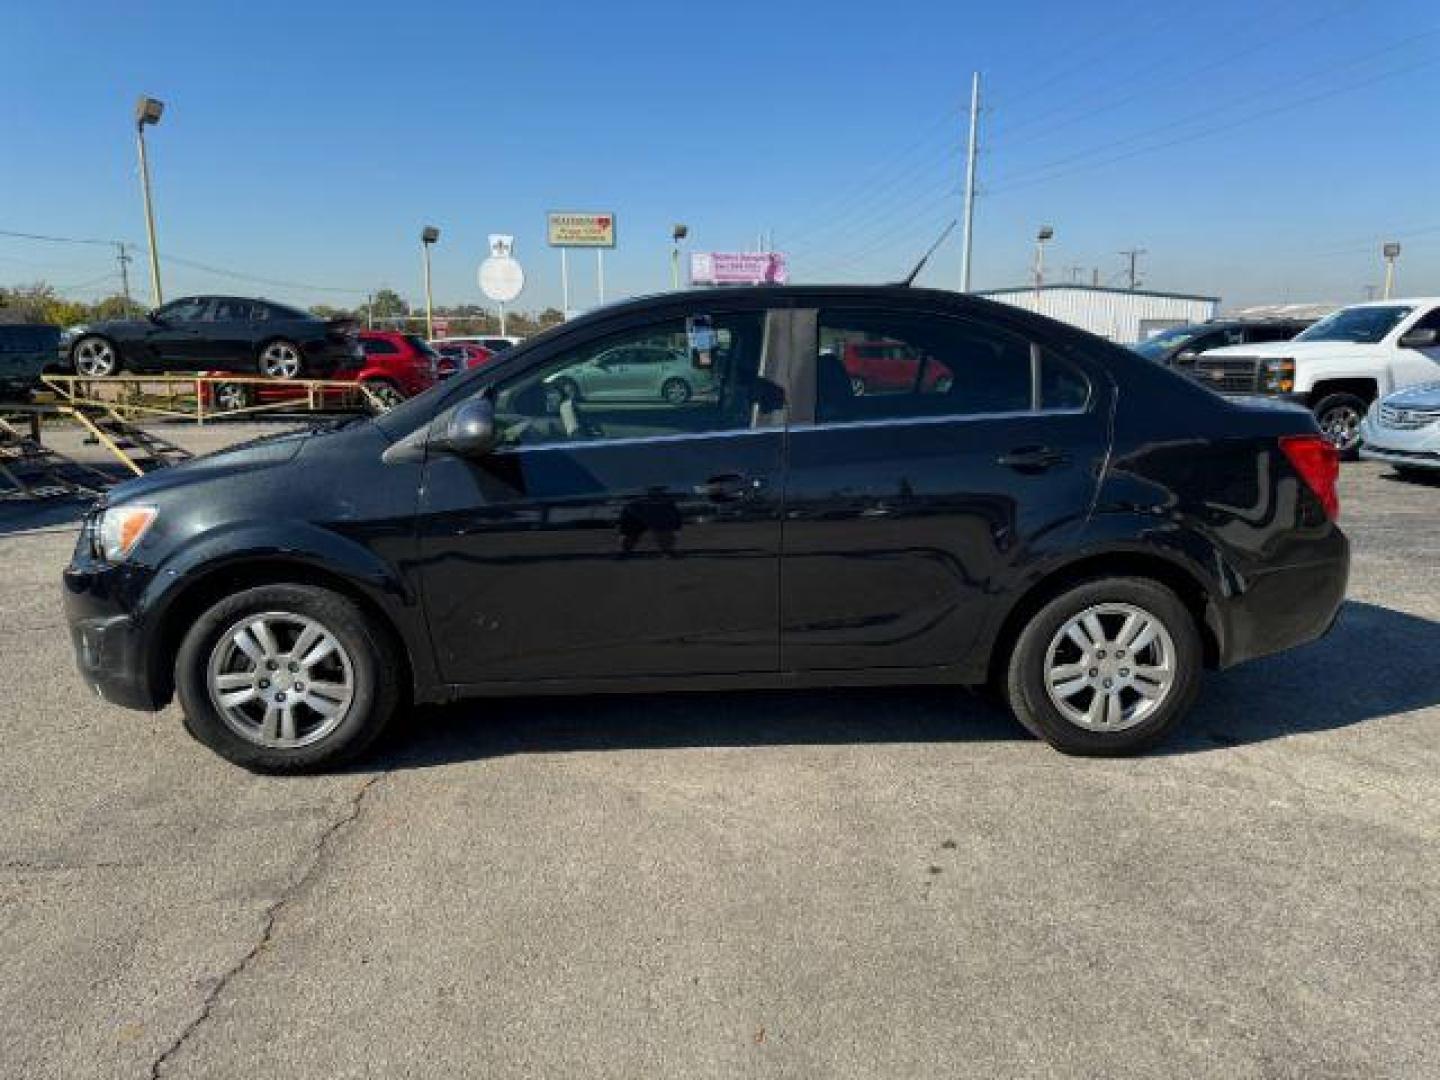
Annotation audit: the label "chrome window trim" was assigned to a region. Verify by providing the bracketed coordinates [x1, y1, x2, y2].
[492, 424, 779, 456]
[790, 406, 1090, 436]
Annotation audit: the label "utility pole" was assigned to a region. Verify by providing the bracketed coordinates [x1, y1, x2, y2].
[1119, 247, 1147, 290]
[960, 70, 981, 293]
[115, 242, 134, 314]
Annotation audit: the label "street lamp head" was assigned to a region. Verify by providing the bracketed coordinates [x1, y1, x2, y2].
[421, 226, 440, 245]
[135, 96, 164, 128]
[1037, 225, 1054, 242]
[1383, 241, 1401, 259]
[672, 224, 689, 241]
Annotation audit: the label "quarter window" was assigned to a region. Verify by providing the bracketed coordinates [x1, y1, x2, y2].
[485, 312, 767, 447]
[815, 311, 1085, 423]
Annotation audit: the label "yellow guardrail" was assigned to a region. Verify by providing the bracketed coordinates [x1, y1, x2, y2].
[40, 373, 386, 424]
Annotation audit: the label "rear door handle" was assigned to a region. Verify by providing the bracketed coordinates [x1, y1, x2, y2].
[996, 446, 1068, 473]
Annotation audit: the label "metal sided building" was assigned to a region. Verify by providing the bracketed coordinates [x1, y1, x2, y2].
[975, 284, 1219, 344]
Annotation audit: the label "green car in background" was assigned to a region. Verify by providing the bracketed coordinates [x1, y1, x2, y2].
[544, 342, 715, 409]
[0, 324, 61, 400]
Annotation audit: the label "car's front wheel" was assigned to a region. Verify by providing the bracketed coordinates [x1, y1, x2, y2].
[361, 378, 406, 411]
[1313, 392, 1368, 458]
[72, 335, 122, 377]
[1005, 577, 1202, 756]
[174, 584, 401, 772]
[257, 339, 305, 379]
[661, 377, 691, 404]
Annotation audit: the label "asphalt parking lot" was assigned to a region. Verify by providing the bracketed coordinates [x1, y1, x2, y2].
[2, 421, 1438, 1079]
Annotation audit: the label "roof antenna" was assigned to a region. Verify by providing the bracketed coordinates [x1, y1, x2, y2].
[898, 219, 957, 287]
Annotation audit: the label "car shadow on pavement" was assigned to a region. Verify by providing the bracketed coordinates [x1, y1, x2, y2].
[371, 600, 1440, 770]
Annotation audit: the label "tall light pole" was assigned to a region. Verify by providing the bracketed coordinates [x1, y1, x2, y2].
[960, 71, 981, 293]
[1033, 225, 1053, 308]
[671, 223, 688, 289]
[1382, 241, 1401, 300]
[134, 95, 165, 307]
[420, 226, 440, 338]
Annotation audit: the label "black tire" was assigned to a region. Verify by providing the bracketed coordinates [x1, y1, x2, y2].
[257, 338, 306, 379]
[1312, 392, 1368, 459]
[1004, 577, 1203, 756]
[361, 378, 406, 411]
[213, 382, 253, 412]
[661, 377, 691, 404]
[174, 584, 402, 773]
[72, 334, 123, 377]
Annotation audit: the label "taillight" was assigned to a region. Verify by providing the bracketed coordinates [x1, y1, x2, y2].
[1279, 434, 1340, 521]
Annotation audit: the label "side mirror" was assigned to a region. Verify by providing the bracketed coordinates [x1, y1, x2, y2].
[441, 397, 497, 456]
[1399, 328, 1438, 349]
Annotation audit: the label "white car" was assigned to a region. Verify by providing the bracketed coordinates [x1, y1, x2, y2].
[1191, 298, 1440, 454]
[1359, 381, 1440, 477]
[433, 334, 522, 353]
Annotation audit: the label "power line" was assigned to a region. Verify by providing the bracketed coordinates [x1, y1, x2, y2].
[986, 47, 1440, 196]
[158, 253, 369, 295]
[0, 227, 126, 247]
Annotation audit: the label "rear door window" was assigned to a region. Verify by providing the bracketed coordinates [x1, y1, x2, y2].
[815, 311, 1083, 424]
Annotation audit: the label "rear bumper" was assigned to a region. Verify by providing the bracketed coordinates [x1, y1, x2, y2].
[1217, 532, 1349, 668]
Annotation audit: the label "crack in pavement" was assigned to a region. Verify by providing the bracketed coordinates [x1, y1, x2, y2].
[147, 771, 387, 1079]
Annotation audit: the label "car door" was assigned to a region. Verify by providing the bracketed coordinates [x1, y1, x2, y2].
[780, 302, 1109, 674]
[200, 298, 259, 368]
[1391, 306, 1440, 389]
[136, 297, 210, 369]
[415, 303, 787, 685]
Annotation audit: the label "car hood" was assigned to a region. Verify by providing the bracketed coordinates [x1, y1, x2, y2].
[1381, 380, 1440, 410]
[1200, 340, 1377, 360]
[100, 423, 340, 505]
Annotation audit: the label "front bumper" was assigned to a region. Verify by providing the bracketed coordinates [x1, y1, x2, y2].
[1358, 417, 1440, 469]
[62, 550, 167, 712]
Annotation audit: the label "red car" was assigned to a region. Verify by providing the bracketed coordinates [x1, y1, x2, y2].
[840, 339, 953, 396]
[434, 341, 495, 380]
[208, 330, 440, 412]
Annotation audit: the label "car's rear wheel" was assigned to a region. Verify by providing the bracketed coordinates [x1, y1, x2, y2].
[1313, 392, 1368, 458]
[258, 339, 305, 379]
[174, 584, 401, 773]
[661, 377, 691, 404]
[1005, 577, 1202, 756]
[73, 335, 121, 377]
[214, 382, 253, 412]
[361, 378, 406, 411]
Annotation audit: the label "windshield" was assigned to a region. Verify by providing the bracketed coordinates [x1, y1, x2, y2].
[1132, 326, 1199, 360]
[1296, 305, 1412, 344]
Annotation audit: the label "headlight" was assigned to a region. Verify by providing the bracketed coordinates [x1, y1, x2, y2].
[94, 505, 157, 562]
[1261, 358, 1295, 393]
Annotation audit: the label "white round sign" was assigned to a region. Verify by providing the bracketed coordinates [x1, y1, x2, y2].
[478, 256, 525, 303]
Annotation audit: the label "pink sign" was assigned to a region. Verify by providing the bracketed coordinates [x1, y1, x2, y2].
[689, 251, 789, 286]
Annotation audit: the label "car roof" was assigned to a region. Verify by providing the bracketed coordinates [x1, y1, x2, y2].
[1340, 297, 1440, 309]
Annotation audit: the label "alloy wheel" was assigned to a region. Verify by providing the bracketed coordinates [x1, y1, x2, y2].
[215, 383, 249, 411]
[260, 342, 302, 379]
[205, 612, 355, 748]
[364, 381, 405, 411]
[74, 338, 117, 377]
[1042, 602, 1176, 732]
[1320, 405, 1362, 451]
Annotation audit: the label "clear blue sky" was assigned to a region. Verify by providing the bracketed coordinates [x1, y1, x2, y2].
[3, 0, 1437, 313]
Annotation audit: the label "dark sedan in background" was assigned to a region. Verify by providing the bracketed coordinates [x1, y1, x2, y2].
[1133, 317, 1313, 368]
[60, 295, 361, 379]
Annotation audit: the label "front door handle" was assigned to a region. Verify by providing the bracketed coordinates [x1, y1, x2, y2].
[996, 445, 1068, 473]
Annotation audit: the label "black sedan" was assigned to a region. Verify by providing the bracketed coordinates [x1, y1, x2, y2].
[60, 295, 361, 378]
[63, 285, 1348, 772]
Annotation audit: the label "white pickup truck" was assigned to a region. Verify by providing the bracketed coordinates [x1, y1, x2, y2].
[1190, 298, 1440, 454]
